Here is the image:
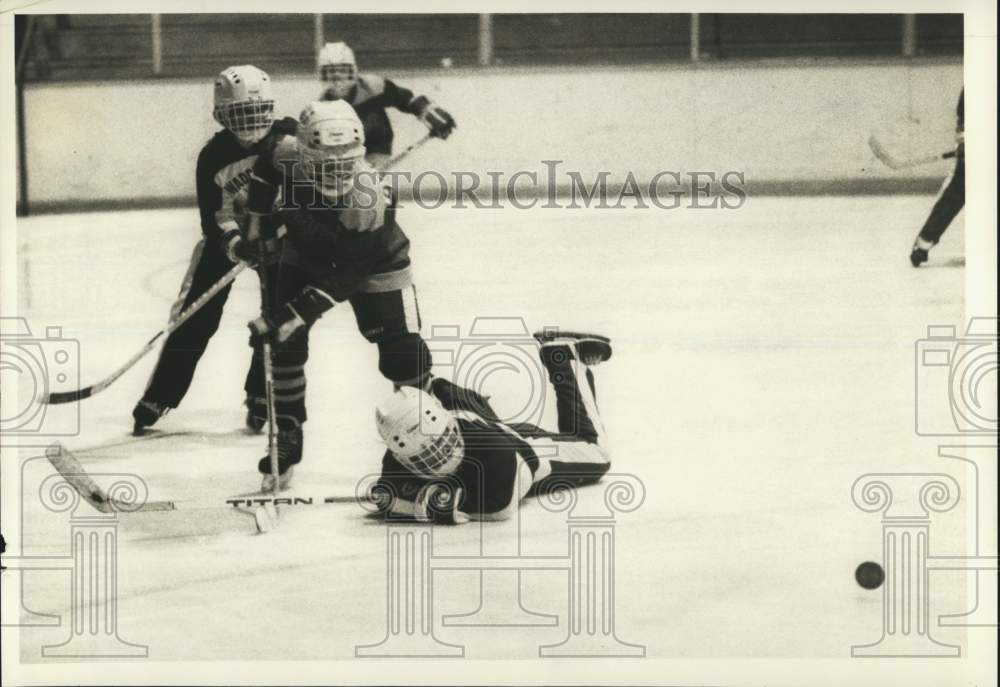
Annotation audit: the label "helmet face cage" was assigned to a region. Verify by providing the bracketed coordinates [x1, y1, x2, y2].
[214, 99, 275, 144]
[321, 65, 357, 99]
[402, 419, 464, 478]
[320, 64, 356, 83]
[298, 143, 364, 199]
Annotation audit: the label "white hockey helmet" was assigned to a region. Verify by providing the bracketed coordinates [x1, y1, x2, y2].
[376, 387, 465, 478]
[213, 65, 275, 145]
[296, 100, 366, 199]
[318, 41, 358, 100]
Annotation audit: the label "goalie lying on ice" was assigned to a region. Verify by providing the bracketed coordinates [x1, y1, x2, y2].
[370, 331, 614, 523]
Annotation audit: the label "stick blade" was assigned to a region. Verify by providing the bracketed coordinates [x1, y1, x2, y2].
[253, 503, 280, 534]
[44, 443, 112, 513]
[868, 134, 902, 170]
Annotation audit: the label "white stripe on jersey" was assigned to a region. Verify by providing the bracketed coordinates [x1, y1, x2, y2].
[213, 155, 259, 230]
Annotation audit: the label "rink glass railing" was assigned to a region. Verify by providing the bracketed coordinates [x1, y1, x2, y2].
[16, 13, 962, 82]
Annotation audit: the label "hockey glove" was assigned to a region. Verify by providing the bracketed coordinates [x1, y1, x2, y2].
[222, 229, 260, 265]
[248, 286, 336, 345]
[412, 96, 456, 139]
[223, 222, 285, 267]
[417, 483, 469, 525]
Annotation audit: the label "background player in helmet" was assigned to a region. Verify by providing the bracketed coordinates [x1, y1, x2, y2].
[910, 88, 964, 267]
[244, 99, 473, 491]
[317, 41, 456, 167]
[371, 332, 614, 524]
[132, 65, 297, 433]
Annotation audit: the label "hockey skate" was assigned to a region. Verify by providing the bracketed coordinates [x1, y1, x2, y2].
[257, 427, 303, 492]
[910, 243, 930, 267]
[533, 330, 612, 367]
[910, 237, 935, 267]
[132, 399, 169, 434]
[244, 395, 267, 434]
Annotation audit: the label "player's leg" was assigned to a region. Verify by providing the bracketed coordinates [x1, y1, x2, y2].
[133, 238, 235, 432]
[533, 330, 611, 441]
[350, 282, 432, 390]
[911, 158, 965, 267]
[256, 264, 311, 490]
[350, 282, 496, 409]
[242, 262, 280, 433]
[525, 331, 613, 494]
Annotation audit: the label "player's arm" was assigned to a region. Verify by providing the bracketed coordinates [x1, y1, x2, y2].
[197, 142, 262, 265]
[220, 132, 297, 265]
[445, 422, 536, 523]
[233, 136, 294, 259]
[371, 452, 470, 524]
[384, 77, 456, 140]
[429, 377, 503, 423]
[196, 142, 228, 250]
[245, 137, 287, 218]
[248, 285, 336, 344]
[465, 451, 534, 522]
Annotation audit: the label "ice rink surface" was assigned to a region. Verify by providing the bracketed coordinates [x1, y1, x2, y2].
[10, 195, 971, 660]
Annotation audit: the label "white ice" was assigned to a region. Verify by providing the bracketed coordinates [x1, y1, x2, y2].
[8, 196, 971, 660]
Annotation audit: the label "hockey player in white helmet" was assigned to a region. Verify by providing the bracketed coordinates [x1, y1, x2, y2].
[212, 64, 277, 146]
[317, 41, 456, 166]
[132, 65, 297, 434]
[294, 100, 367, 200]
[371, 331, 614, 524]
[317, 41, 359, 101]
[241, 99, 477, 491]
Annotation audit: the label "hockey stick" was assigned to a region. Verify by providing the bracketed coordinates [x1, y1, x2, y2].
[381, 133, 433, 170]
[253, 254, 282, 497]
[45, 443, 373, 533]
[868, 134, 957, 170]
[43, 262, 247, 405]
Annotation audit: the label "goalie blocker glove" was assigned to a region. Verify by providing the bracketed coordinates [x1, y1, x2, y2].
[411, 96, 456, 139]
[248, 285, 336, 344]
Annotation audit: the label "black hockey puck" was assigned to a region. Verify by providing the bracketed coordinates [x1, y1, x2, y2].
[855, 561, 884, 590]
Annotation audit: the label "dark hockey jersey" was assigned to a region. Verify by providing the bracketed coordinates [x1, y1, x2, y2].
[195, 117, 297, 247]
[376, 412, 542, 521]
[246, 136, 412, 301]
[321, 74, 422, 156]
[379, 378, 541, 519]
